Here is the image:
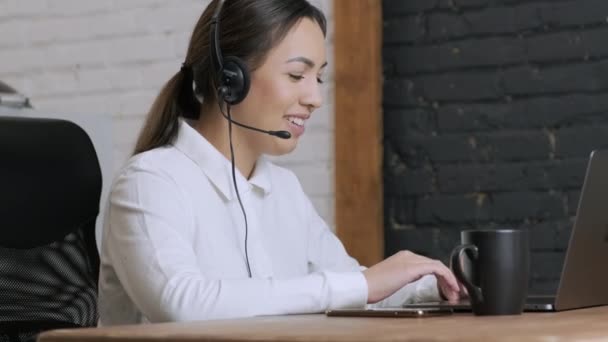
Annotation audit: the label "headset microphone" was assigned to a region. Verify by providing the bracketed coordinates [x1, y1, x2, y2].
[210, 0, 292, 280]
[211, 0, 291, 141]
[270, 130, 292, 139]
[219, 109, 292, 139]
[217, 86, 292, 139]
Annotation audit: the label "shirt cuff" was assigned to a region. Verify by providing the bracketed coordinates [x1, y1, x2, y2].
[413, 274, 441, 303]
[324, 271, 368, 309]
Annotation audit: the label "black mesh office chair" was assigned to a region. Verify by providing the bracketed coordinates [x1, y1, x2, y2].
[0, 116, 101, 342]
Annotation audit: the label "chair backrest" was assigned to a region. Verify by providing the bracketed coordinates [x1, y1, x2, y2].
[0, 116, 102, 341]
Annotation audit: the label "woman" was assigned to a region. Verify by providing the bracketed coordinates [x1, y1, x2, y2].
[98, 0, 461, 326]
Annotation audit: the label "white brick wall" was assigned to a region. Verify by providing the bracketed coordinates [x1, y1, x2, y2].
[0, 0, 336, 228]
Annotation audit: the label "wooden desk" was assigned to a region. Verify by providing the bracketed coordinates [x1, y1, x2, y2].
[38, 306, 608, 342]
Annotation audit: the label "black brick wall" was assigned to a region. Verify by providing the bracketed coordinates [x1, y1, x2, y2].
[382, 0, 608, 294]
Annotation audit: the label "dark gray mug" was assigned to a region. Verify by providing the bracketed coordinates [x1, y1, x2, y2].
[450, 228, 530, 316]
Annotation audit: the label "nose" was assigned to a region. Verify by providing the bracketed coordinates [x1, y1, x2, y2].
[300, 79, 323, 111]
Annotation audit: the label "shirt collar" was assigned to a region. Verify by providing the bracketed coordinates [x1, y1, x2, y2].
[172, 119, 272, 201]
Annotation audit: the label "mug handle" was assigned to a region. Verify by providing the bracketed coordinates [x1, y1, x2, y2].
[450, 244, 483, 304]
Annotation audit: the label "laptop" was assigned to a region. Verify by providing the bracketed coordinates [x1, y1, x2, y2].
[405, 149, 608, 312]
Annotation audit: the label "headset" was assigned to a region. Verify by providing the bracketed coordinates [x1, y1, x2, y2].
[209, 0, 291, 278]
[210, 0, 292, 139]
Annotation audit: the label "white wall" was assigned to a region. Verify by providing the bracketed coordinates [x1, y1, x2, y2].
[0, 0, 336, 228]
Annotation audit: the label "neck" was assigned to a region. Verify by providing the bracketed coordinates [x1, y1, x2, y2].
[194, 103, 260, 179]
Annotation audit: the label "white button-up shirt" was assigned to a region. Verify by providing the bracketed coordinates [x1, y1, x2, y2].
[98, 119, 439, 326]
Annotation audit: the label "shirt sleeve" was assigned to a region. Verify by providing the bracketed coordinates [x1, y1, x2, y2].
[371, 274, 441, 308]
[302, 193, 369, 308]
[104, 164, 367, 323]
[300, 182, 441, 308]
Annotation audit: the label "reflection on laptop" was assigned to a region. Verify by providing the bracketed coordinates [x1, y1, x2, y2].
[405, 149, 608, 312]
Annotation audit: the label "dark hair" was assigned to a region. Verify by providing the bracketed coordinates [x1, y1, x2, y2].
[133, 0, 326, 155]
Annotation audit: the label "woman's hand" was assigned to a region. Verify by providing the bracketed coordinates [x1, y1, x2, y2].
[437, 277, 467, 303]
[362, 250, 461, 304]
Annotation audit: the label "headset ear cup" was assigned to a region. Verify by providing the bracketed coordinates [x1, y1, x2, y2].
[220, 56, 250, 105]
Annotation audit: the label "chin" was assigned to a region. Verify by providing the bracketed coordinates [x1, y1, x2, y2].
[267, 138, 299, 156]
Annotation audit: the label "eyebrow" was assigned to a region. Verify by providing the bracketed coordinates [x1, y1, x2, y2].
[286, 56, 328, 69]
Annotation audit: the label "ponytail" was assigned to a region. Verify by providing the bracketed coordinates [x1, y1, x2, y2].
[133, 65, 199, 155]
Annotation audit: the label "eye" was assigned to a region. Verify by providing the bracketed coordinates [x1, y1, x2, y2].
[317, 77, 324, 84]
[289, 74, 304, 81]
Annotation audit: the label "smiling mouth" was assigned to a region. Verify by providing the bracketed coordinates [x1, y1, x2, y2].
[285, 116, 306, 127]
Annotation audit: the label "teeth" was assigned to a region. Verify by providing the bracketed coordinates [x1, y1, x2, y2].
[288, 117, 305, 126]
